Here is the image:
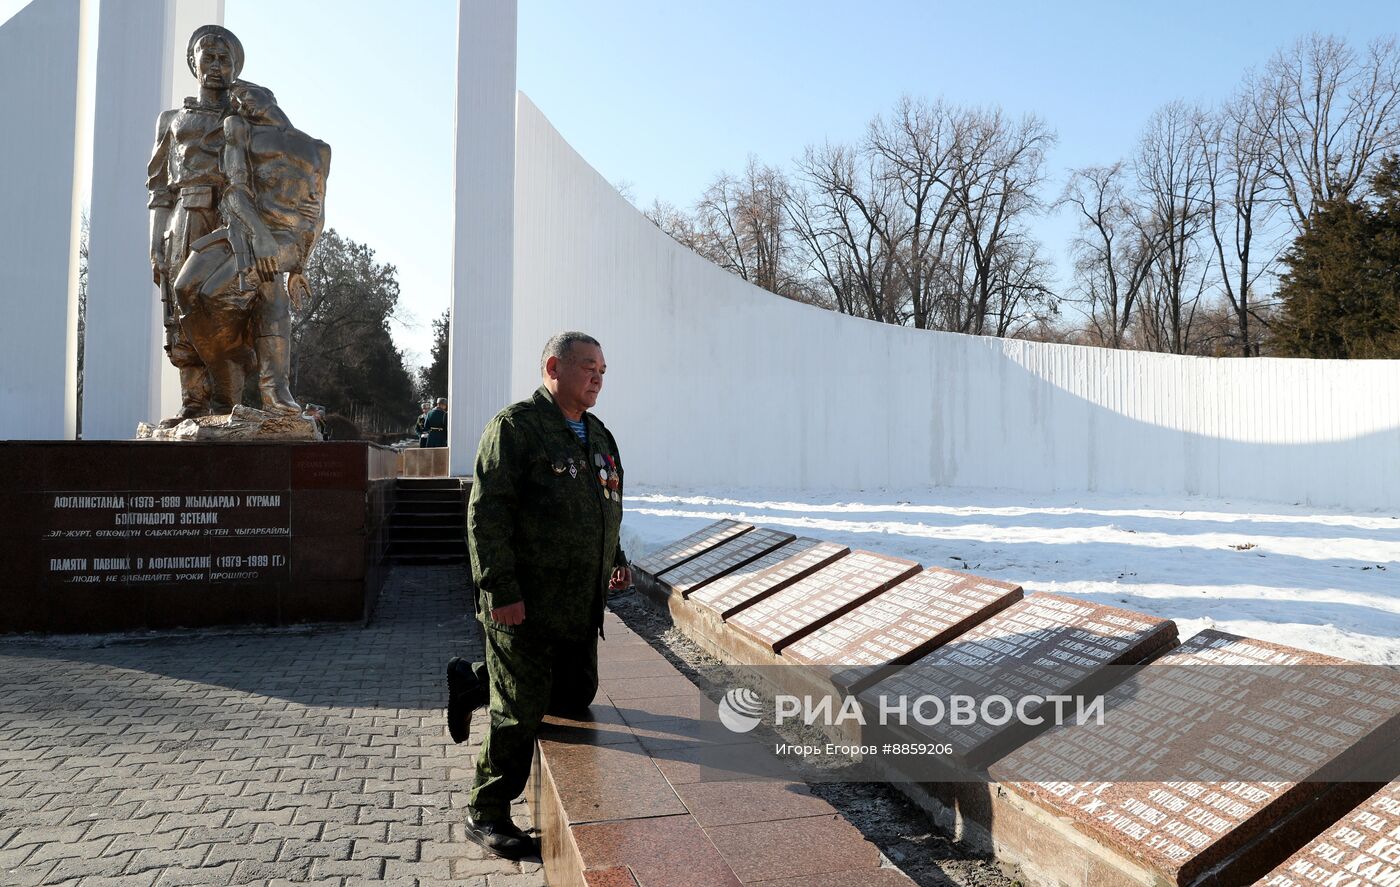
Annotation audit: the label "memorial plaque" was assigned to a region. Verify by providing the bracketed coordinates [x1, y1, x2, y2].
[991, 631, 1400, 886]
[630, 519, 753, 577]
[688, 538, 847, 618]
[728, 550, 921, 653]
[0, 441, 391, 634]
[1259, 783, 1400, 887]
[859, 593, 1177, 768]
[655, 527, 796, 597]
[40, 490, 292, 587]
[783, 567, 1023, 693]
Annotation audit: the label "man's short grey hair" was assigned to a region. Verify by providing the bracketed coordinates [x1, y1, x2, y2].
[540, 331, 601, 373]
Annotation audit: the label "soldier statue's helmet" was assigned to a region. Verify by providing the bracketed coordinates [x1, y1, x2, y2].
[186, 25, 244, 81]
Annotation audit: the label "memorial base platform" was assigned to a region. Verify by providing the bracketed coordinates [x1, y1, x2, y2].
[0, 440, 398, 634]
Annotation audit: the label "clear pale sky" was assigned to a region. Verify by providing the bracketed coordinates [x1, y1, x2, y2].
[4, 0, 1397, 367]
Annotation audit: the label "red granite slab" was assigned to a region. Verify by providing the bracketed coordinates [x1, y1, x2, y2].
[584, 867, 641, 887]
[656, 528, 796, 597]
[598, 656, 682, 681]
[673, 780, 836, 827]
[289, 489, 364, 536]
[604, 675, 703, 701]
[992, 630, 1400, 886]
[1258, 783, 1400, 886]
[43, 443, 130, 490]
[629, 717, 753, 753]
[0, 443, 43, 492]
[651, 740, 794, 786]
[537, 736, 687, 824]
[689, 539, 847, 619]
[859, 592, 1177, 768]
[540, 702, 636, 747]
[289, 443, 367, 490]
[612, 693, 714, 726]
[599, 638, 673, 664]
[751, 872, 918, 887]
[705, 814, 883, 883]
[727, 551, 921, 653]
[631, 519, 754, 577]
[572, 815, 743, 887]
[782, 567, 1023, 693]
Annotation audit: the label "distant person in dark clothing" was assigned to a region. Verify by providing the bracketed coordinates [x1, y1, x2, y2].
[424, 397, 448, 448]
[415, 401, 431, 446]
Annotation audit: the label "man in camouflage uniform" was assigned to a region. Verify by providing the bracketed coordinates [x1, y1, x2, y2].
[454, 331, 629, 859]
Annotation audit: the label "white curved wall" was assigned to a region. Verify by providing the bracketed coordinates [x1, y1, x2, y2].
[509, 94, 1400, 511]
[84, 0, 223, 439]
[0, 0, 85, 440]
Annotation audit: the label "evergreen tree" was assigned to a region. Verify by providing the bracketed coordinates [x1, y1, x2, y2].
[1271, 157, 1400, 358]
[289, 229, 418, 429]
[418, 310, 449, 401]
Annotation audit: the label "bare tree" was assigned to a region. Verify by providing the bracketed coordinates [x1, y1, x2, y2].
[944, 108, 1057, 335]
[1265, 34, 1400, 228]
[1061, 163, 1162, 348]
[791, 142, 904, 323]
[792, 98, 1056, 335]
[692, 157, 798, 297]
[866, 96, 961, 329]
[1201, 81, 1286, 355]
[1135, 101, 1214, 354]
[643, 199, 703, 251]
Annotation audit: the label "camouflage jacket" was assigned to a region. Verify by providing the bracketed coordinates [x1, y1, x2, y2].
[467, 386, 627, 638]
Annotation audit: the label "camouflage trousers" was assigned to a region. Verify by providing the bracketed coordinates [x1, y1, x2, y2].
[468, 623, 598, 821]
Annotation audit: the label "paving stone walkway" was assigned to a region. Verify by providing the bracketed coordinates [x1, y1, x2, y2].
[0, 567, 545, 887]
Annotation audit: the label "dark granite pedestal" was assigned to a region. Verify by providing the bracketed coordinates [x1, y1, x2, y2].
[0, 440, 399, 633]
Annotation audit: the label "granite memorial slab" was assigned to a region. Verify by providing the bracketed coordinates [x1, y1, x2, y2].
[630, 519, 753, 578]
[782, 567, 1024, 694]
[0, 441, 394, 633]
[858, 592, 1178, 769]
[990, 630, 1400, 887]
[1258, 782, 1400, 887]
[728, 550, 922, 653]
[688, 537, 847, 619]
[655, 527, 797, 597]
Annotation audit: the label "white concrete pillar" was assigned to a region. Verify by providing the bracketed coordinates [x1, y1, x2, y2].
[448, 0, 517, 477]
[84, 0, 222, 439]
[0, 0, 88, 440]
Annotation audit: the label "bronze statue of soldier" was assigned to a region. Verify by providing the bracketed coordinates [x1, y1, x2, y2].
[147, 25, 239, 419]
[148, 26, 330, 421]
[175, 82, 330, 414]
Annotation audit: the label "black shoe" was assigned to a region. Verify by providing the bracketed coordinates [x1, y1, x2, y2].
[446, 657, 488, 744]
[463, 812, 539, 860]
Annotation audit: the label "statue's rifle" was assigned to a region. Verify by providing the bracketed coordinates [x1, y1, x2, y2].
[157, 233, 180, 355]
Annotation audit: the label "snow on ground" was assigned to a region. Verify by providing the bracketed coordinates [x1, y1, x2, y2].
[620, 485, 1400, 665]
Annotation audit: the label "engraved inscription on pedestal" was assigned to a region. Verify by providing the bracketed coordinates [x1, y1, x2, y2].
[630, 519, 753, 578]
[656, 527, 796, 597]
[1259, 783, 1400, 887]
[687, 538, 847, 619]
[728, 551, 921, 653]
[42, 489, 292, 586]
[783, 567, 1023, 694]
[860, 593, 1177, 768]
[991, 631, 1400, 886]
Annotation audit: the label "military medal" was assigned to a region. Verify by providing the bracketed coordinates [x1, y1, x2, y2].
[551, 459, 566, 475]
[568, 458, 578, 479]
